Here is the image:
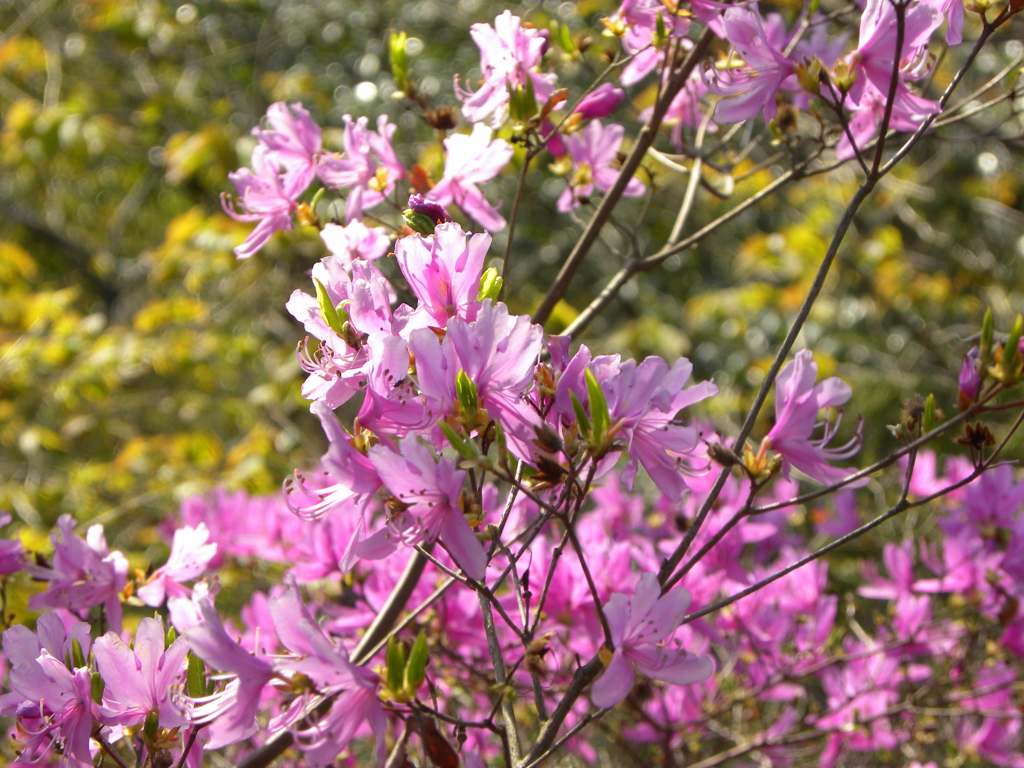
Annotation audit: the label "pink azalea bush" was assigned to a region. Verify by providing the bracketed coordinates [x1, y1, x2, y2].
[4, 1, 1024, 767]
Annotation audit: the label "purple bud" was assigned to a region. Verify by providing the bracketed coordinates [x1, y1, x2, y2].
[958, 346, 981, 403]
[574, 83, 625, 120]
[407, 194, 453, 225]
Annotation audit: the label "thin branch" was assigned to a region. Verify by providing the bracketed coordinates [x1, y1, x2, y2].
[532, 29, 716, 326]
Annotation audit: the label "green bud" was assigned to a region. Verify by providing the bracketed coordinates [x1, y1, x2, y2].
[570, 390, 591, 435]
[981, 307, 995, 364]
[404, 630, 428, 694]
[477, 267, 503, 303]
[386, 636, 407, 696]
[314, 278, 349, 338]
[508, 76, 538, 123]
[91, 671, 105, 704]
[923, 393, 936, 433]
[403, 209, 436, 236]
[553, 20, 574, 53]
[390, 31, 409, 94]
[165, 625, 177, 649]
[1004, 314, 1023, 376]
[71, 638, 86, 670]
[767, 118, 783, 144]
[584, 368, 610, 452]
[143, 709, 160, 744]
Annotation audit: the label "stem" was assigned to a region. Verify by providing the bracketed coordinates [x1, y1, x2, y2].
[477, 588, 523, 765]
[532, 29, 716, 327]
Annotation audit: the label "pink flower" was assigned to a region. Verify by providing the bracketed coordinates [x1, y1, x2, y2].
[0, 510, 25, 575]
[591, 573, 714, 708]
[185, 596, 275, 748]
[557, 120, 644, 212]
[28, 515, 128, 633]
[317, 114, 405, 222]
[252, 102, 322, 193]
[365, 437, 486, 580]
[426, 124, 513, 231]
[395, 222, 489, 328]
[762, 350, 863, 485]
[93, 617, 190, 730]
[456, 10, 556, 126]
[706, 5, 795, 124]
[320, 220, 390, 264]
[222, 144, 305, 258]
[136, 524, 218, 607]
[605, 357, 718, 502]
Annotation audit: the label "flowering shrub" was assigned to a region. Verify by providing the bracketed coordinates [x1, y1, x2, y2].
[3, 0, 1024, 767]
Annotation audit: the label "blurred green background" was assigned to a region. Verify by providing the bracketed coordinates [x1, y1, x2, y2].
[1, 0, 1023, 552]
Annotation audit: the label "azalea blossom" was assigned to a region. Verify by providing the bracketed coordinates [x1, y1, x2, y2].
[761, 350, 863, 485]
[365, 436, 487, 580]
[136, 524, 215, 607]
[557, 120, 644, 212]
[317, 114, 405, 222]
[592, 573, 714, 708]
[426, 124, 513, 231]
[456, 9, 556, 126]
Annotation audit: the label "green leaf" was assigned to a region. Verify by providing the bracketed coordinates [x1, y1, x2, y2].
[144, 709, 160, 743]
[187, 650, 208, 698]
[923, 393, 936, 433]
[390, 31, 409, 93]
[1004, 314, 1023, 374]
[404, 630, 428, 694]
[553, 20, 574, 54]
[438, 420, 477, 461]
[981, 307, 995, 363]
[71, 637, 86, 669]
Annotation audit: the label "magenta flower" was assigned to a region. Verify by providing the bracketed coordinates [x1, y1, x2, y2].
[0, 510, 25, 575]
[28, 515, 128, 633]
[317, 114, 405, 222]
[395, 222, 489, 328]
[592, 573, 714, 708]
[222, 144, 305, 258]
[426, 124, 513, 231]
[137, 523, 218, 607]
[93, 617, 190, 730]
[762, 350, 863, 485]
[456, 10, 556, 126]
[366, 436, 486, 580]
[252, 101, 322, 193]
[706, 5, 795, 124]
[267, 584, 386, 765]
[557, 120, 644, 212]
[185, 596, 275, 749]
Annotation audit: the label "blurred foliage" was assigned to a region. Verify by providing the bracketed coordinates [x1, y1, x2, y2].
[1, 0, 1023, 552]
